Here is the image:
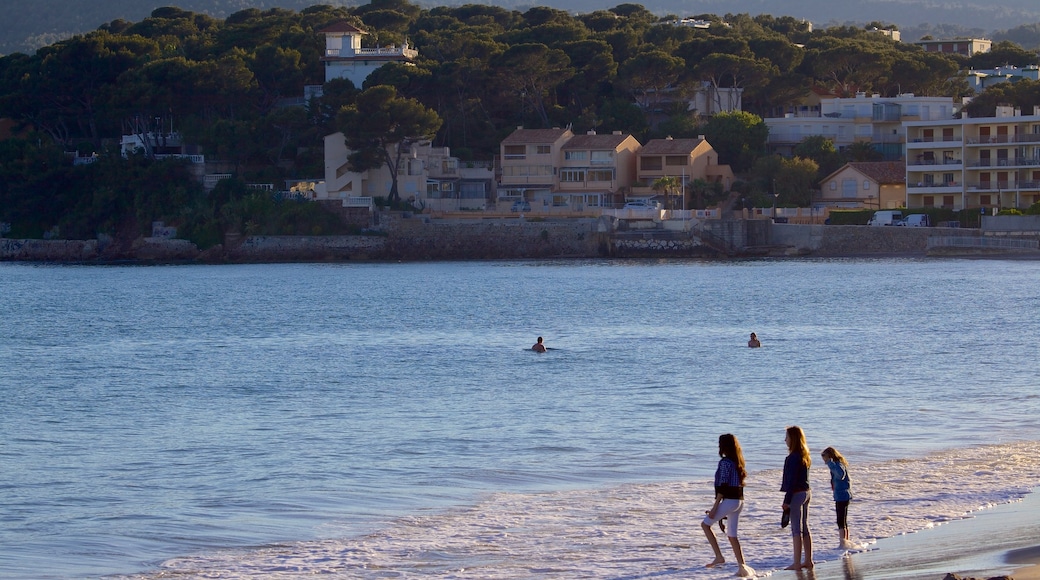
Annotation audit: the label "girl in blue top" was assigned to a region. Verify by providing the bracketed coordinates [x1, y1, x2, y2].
[821, 446, 854, 549]
[701, 434, 755, 577]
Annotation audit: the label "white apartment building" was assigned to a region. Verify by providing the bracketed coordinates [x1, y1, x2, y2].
[766, 93, 957, 160]
[319, 135, 494, 211]
[904, 105, 1040, 210]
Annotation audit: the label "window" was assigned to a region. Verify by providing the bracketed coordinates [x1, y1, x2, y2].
[863, 180, 871, 190]
[501, 165, 552, 177]
[981, 194, 992, 205]
[830, 182, 837, 190]
[591, 151, 612, 164]
[564, 151, 587, 160]
[641, 157, 662, 170]
[504, 145, 525, 158]
[460, 182, 487, 198]
[665, 155, 687, 166]
[560, 169, 585, 182]
[943, 195, 954, 206]
[535, 145, 551, 155]
[923, 196, 935, 207]
[943, 173, 954, 185]
[587, 169, 614, 181]
[842, 179, 857, 198]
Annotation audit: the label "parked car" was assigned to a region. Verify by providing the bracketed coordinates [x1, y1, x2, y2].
[511, 200, 531, 212]
[867, 210, 903, 226]
[623, 200, 658, 210]
[900, 214, 931, 227]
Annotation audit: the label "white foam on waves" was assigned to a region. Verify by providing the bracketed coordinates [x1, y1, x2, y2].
[130, 441, 1040, 579]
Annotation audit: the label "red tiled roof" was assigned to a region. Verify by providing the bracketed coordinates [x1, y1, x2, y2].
[319, 21, 366, 34]
[562, 133, 636, 150]
[639, 137, 706, 155]
[847, 161, 906, 184]
[501, 128, 572, 144]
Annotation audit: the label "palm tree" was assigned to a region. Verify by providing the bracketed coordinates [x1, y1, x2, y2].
[651, 176, 681, 209]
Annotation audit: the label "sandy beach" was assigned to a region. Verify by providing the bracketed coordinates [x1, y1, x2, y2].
[791, 487, 1040, 580]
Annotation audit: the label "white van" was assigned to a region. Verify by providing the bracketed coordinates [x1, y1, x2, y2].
[901, 214, 931, 227]
[868, 210, 903, 226]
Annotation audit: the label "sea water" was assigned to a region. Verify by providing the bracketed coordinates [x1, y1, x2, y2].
[2, 258, 1039, 579]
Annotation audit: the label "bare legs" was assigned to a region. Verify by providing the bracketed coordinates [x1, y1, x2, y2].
[728, 536, 755, 577]
[701, 522, 725, 567]
[784, 533, 813, 570]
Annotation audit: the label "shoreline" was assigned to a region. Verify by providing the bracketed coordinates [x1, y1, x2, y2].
[805, 487, 1040, 580]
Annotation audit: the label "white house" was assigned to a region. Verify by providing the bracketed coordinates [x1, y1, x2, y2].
[319, 21, 418, 87]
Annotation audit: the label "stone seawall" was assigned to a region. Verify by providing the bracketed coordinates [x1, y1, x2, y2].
[771, 224, 977, 256]
[5, 218, 1038, 263]
[378, 215, 604, 260]
[1, 214, 606, 263]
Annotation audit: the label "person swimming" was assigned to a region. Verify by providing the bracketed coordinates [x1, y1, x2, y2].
[748, 333, 761, 348]
[532, 337, 547, 352]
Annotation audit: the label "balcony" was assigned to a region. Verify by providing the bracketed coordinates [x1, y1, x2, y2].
[908, 158, 962, 167]
[325, 46, 418, 59]
[967, 157, 1040, 168]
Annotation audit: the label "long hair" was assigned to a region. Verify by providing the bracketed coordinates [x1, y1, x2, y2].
[786, 425, 811, 468]
[822, 446, 848, 467]
[719, 433, 747, 485]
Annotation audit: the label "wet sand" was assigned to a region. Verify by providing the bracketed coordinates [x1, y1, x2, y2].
[781, 488, 1040, 580]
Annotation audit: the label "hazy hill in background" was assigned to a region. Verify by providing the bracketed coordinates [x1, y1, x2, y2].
[2, 0, 1040, 55]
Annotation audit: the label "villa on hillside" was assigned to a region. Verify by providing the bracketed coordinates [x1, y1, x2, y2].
[318, 21, 417, 87]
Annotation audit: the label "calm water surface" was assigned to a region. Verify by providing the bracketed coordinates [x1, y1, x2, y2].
[2, 258, 1039, 578]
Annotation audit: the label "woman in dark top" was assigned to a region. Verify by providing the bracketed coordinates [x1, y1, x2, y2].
[701, 433, 755, 577]
[781, 425, 814, 570]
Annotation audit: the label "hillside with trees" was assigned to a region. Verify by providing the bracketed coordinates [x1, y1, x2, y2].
[2, 0, 1039, 248]
[3, 0, 1040, 55]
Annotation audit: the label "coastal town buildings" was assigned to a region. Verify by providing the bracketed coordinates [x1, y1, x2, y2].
[966, 65, 1040, 93]
[766, 92, 957, 161]
[904, 105, 1040, 211]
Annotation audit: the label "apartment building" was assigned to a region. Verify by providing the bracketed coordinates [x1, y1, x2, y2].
[913, 38, 992, 58]
[905, 105, 1040, 210]
[556, 131, 641, 209]
[766, 93, 957, 160]
[320, 135, 494, 210]
[498, 127, 574, 208]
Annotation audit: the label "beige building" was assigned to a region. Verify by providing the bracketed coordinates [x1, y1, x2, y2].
[633, 137, 734, 208]
[556, 131, 641, 209]
[498, 127, 574, 208]
[913, 38, 991, 58]
[819, 161, 907, 209]
[905, 106, 1040, 210]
